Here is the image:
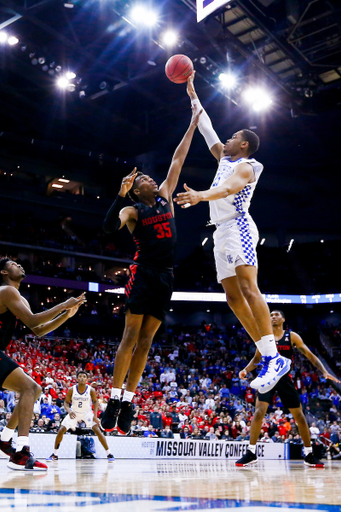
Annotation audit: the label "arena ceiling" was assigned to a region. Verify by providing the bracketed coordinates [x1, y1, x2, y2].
[0, 0, 340, 245]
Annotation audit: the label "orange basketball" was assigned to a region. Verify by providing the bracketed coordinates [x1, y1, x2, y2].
[165, 54, 194, 84]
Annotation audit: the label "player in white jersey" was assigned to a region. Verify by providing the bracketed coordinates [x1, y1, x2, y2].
[175, 73, 291, 393]
[46, 371, 114, 462]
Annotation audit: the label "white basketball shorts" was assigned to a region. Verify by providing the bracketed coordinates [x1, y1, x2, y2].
[62, 413, 96, 431]
[213, 215, 259, 282]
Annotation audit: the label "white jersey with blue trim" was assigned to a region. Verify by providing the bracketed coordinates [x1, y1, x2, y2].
[209, 156, 263, 225]
[71, 385, 92, 415]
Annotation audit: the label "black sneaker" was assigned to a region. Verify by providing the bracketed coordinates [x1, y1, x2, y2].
[235, 449, 258, 467]
[100, 398, 121, 432]
[304, 452, 324, 468]
[0, 439, 15, 457]
[117, 401, 135, 435]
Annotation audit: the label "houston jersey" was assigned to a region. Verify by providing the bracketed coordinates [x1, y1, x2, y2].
[209, 157, 263, 224]
[71, 385, 92, 415]
[132, 196, 176, 272]
[275, 331, 294, 363]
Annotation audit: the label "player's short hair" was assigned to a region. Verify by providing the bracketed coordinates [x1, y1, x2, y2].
[271, 309, 285, 319]
[0, 257, 11, 284]
[127, 171, 144, 203]
[77, 370, 87, 378]
[241, 129, 260, 155]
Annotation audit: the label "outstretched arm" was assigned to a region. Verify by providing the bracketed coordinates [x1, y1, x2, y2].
[103, 169, 138, 234]
[158, 104, 202, 201]
[175, 162, 254, 207]
[186, 72, 224, 162]
[292, 332, 340, 383]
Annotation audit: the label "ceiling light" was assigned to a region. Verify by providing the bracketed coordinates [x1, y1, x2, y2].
[131, 5, 158, 26]
[52, 183, 63, 188]
[161, 30, 178, 47]
[58, 178, 70, 183]
[56, 76, 69, 89]
[66, 71, 76, 79]
[8, 36, 19, 46]
[243, 88, 272, 112]
[0, 32, 8, 43]
[202, 237, 208, 246]
[219, 72, 236, 89]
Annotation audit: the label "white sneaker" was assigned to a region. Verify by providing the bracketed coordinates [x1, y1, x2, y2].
[250, 354, 291, 392]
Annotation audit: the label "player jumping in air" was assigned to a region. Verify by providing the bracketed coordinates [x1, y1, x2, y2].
[175, 72, 290, 393]
[0, 257, 85, 470]
[47, 371, 114, 462]
[236, 310, 339, 467]
[100, 104, 202, 434]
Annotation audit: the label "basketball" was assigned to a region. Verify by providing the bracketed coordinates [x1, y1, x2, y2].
[165, 54, 194, 84]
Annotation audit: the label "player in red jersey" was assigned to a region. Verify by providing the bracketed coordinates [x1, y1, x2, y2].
[100, 105, 202, 434]
[236, 310, 339, 467]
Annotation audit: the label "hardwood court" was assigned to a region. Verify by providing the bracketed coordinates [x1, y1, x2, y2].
[0, 459, 341, 511]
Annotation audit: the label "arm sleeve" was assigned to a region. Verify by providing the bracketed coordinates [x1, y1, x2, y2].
[191, 99, 221, 150]
[103, 195, 125, 234]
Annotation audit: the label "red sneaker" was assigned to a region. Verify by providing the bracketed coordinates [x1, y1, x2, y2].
[0, 439, 15, 457]
[7, 446, 48, 471]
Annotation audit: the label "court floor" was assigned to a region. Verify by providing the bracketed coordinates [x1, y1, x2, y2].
[0, 459, 341, 511]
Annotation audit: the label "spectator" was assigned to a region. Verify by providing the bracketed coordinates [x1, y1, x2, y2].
[143, 425, 158, 438]
[260, 432, 273, 443]
[149, 407, 163, 432]
[161, 425, 174, 439]
[180, 426, 191, 439]
[309, 422, 320, 440]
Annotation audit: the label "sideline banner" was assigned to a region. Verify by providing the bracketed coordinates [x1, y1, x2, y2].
[95, 437, 286, 460]
[197, 0, 231, 22]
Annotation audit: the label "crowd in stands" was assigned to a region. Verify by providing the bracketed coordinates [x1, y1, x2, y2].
[0, 322, 340, 449]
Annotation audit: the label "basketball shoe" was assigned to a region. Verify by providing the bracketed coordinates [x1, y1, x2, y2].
[100, 398, 121, 432]
[0, 439, 15, 457]
[117, 401, 135, 435]
[304, 453, 324, 468]
[235, 450, 258, 467]
[46, 454, 58, 462]
[250, 354, 291, 392]
[7, 446, 48, 471]
[107, 453, 115, 462]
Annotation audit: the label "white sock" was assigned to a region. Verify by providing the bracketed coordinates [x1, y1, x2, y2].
[106, 449, 110, 456]
[256, 334, 278, 357]
[304, 446, 313, 456]
[16, 436, 29, 452]
[54, 449, 59, 456]
[248, 444, 256, 454]
[1, 427, 14, 442]
[111, 387, 122, 400]
[122, 390, 135, 403]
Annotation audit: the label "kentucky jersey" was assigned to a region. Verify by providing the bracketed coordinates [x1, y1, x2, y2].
[0, 309, 17, 351]
[209, 157, 263, 225]
[275, 331, 294, 363]
[132, 196, 176, 272]
[71, 385, 92, 415]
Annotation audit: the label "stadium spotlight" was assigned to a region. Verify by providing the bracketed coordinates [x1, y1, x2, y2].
[0, 31, 8, 43]
[161, 30, 178, 47]
[8, 36, 19, 46]
[219, 72, 236, 89]
[243, 87, 272, 111]
[131, 5, 158, 26]
[56, 76, 69, 89]
[66, 71, 76, 79]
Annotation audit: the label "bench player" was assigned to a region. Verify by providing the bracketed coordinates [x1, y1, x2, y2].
[236, 310, 339, 467]
[47, 370, 114, 462]
[0, 257, 85, 470]
[175, 72, 290, 393]
[100, 105, 202, 434]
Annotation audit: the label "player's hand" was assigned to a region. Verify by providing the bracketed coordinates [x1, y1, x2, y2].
[190, 104, 203, 128]
[239, 369, 248, 379]
[175, 184, 202, 208]
[63, 293, 86, 310]
[66, 303, 82, 319]
[69, 411, 76, 419]
[323, 371, 340, 383]
[119, 168, 138, 197]
[187, 71, 197, 99]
